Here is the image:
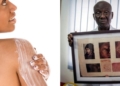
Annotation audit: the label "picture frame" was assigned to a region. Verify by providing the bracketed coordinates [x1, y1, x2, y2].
[71, 30, 120, 84]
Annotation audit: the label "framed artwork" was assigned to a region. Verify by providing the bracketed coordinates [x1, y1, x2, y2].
[71, 30, 120, 83]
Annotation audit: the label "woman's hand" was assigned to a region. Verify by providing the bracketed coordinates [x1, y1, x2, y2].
[30, 52, 50, 81]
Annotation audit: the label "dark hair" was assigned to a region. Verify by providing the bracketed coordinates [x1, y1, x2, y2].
[85, 43, 94, 52]
[115, 41, 120, 46]
[99, 42, 109, 48]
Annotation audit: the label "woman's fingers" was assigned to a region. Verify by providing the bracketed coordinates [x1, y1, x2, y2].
[30, 53, 50, 80]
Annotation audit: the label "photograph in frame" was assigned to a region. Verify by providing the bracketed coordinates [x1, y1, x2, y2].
[71, 30, 120, 83]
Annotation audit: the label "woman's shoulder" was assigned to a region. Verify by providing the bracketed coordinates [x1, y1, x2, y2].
[0, 38, 36, 70]
[0, 38, 35, 57]
[14, 38, 32, 46]
[0, 38, 30, 43]
[0, 38, 32, 47]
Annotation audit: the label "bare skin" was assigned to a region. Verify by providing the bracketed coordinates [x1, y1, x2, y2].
[0, 0, 50, 85]
[0, 0, 49, 85]
[0, 38, 47, 86]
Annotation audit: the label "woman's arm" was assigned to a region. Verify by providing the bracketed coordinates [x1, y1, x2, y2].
[15, 39, 47, 86]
